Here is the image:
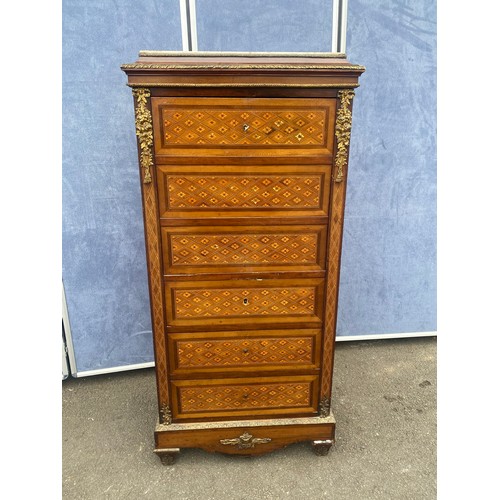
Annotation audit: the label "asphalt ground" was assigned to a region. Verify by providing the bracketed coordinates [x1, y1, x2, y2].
[62, 337, 436, 499]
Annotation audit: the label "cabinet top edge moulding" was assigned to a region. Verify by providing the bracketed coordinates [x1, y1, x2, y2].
[121, 51, 365, 88]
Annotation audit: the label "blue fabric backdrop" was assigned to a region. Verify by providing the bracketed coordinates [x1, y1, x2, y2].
[62, 0, 436, 373]
[62, 0, 182, 371]
[195, 0, 333, 52]
[340, 0, 436, 335]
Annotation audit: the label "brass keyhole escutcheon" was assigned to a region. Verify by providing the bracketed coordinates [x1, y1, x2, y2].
[243, 394, 249, 399]
[243, 124, 250, 132]
[243, 298, 249, 305]
[242, 348, 249, 354]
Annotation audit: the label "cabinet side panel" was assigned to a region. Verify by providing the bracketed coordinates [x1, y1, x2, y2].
[321, 90, 355, 408]
[133, 89, 170, 419]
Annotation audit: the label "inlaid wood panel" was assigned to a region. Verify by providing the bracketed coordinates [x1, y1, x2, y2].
[152, 97, 335, 156]
[171, 375, 318, 420]
[168, 329, 322, 375]
[165, 279, 324, 328]
[156, 165, 332, 219]
[161, 225, 327, 274]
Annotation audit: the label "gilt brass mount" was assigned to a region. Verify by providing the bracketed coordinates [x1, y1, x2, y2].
[334, 90, 355, 183]
[132, 88, 153, 184]
[220, 432, 272, 449]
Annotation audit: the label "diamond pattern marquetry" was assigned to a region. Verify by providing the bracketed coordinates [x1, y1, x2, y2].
[144, 182, 170, 407]
[170, 232, 318, 266]
[176, 337, 314, 368]
[162, 106, 327, 146]
[320, 91, 356, 406]
[133, 89, 169, 414]
[321, 182, 345, 399]
[166, 174, 322, 209]
[321, 97, 352, 402]
[179, 382, 311, 412]
[173, 287, 316, 319]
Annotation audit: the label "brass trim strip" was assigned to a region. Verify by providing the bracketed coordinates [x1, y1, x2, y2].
[138, 50, 347, 58]
[122, 63, 365, 71]
[156, 411, 335, 432]
[127, 82, 359, 88]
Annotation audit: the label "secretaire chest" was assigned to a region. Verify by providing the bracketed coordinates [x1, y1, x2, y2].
[121, 52, 364, 464]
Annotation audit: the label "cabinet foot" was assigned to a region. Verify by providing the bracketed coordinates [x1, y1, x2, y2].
[312, 440, 333, 456]
[154, 448, 180, 465]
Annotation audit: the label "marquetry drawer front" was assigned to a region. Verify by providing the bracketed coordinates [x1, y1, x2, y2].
[165, 279, 324, 329]
[152, 97, 335, 156]
[171, 375, 318, 420]
[156, 165, 332, 219]
[161, 225, 327, 275]
[168, 329, 322, 375]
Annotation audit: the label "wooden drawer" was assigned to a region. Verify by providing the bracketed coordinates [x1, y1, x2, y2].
[161, 225, 327, 275]
[168, 329, 322, 376]
[157, 164, 331, 219]
[165, 278, 324, 329]
[152, 97, 335, 156]
[171, 375, 319, 420]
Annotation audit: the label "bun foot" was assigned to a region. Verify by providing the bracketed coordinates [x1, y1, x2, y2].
[312, 439, 333, 456]
[154, 448, 180, 465]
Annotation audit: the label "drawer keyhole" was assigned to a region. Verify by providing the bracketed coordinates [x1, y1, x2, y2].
[242, 348, 249, 354]
[243, 124, 250, 132]
[243, 393, 249, 399]
[243, 298, 249, 305]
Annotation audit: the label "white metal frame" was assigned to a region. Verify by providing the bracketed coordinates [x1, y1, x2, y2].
[73, 362, 155, 378]
[331, 0, 341, 53]
[180, 0, 349, 53]
[62, 337, 69, 380]
[179, 0, 198, 51]
[62, 282, 78, 377]
[338, 0, 349, 53]
[336, 331, 436, 342]
[179, 0, 190, 50]
[62, 282, 156, 378]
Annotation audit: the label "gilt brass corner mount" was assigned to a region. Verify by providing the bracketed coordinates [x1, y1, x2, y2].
[132, 88, 154, 184]
[334, 90, 355, 183]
